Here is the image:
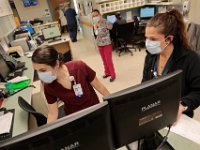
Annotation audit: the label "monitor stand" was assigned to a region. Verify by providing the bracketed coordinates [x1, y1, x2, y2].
[127, 132, 174, 150]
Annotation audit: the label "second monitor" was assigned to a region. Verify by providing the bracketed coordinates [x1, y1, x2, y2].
[42, 26, 61, 42]
[104, 70, 182, 149]
[140, 6, 155, 19]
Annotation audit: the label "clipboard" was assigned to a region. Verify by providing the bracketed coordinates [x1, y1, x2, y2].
[0, 109, 15, 141]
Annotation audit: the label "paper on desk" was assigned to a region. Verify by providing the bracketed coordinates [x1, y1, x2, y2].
[8, 76, 29, 83]
[0, 112, 13, 134]
[170, 114, 200, 144]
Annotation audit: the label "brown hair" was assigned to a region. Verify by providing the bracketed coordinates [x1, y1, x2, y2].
[92, 9, 101, 15]
[32, 45, 63, 67]
[147, 9, 190, 49]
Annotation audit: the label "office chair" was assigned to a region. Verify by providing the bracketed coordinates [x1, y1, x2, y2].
[131, 16, 145, 51]
[115, 22, 134, 56]
[18, 96, 47, 126]
[18, 96, 65, 126]
[131, 31, 145, 52]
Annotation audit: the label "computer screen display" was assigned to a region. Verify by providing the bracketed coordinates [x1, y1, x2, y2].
[42, 26, 61, 40]
[104, 70, 182, 149]
[140, 6, 155, 19]
[107, 15, 117, 24]
[0, 46, 10, 82]
[21, 25, 35, 35]
[0, 102, 114, 150]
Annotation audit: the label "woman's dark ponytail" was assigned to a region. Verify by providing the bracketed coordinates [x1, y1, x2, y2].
[58, 52, 64, 66]
[167, 9, 191, 49]
[147, 9, 191, 49]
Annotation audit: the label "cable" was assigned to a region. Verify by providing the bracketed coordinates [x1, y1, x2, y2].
[137, 139, 141, 150]
[156, 125, 171, 150]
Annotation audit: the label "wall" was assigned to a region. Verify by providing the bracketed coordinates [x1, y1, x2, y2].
[188, 0, 200, 24]
[0, 0, 16, 39]
[13, 0, 52, 22]
[79, 16, 97, 50]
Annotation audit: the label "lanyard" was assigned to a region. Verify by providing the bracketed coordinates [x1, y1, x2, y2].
[153, 55, 173, 78]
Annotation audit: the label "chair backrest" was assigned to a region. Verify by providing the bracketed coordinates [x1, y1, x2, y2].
[18, 96, 47, 126]
[187, 22, 200, 54]
[116, 22, 135, 43]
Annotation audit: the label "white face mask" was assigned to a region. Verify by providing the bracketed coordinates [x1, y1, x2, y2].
[93, 16, 100, 24]
[37, 71, 57, 84]
[145, 39, 169, 55]
[145, 39, 162, 54]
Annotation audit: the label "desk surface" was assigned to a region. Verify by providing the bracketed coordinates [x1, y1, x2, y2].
[41, 36, 71, 47]
[2, 57, 34, 137]
[160, 129, 200, 150]
[117, 116, 200, 150]
[32, 21, 59, 29]
[117, 130, 200, 150]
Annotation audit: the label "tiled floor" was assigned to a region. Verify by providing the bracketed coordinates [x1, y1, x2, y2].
[70, 33, 146, 96]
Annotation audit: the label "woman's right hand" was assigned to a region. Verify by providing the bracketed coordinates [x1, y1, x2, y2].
[47, 102, 59, 123]
[173, 103, 185, 126]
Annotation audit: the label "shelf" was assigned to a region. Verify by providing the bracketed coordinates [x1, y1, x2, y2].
[98, 0, 146, 14]
[146, 2, 181, 5]
[97, 0, 119, 4]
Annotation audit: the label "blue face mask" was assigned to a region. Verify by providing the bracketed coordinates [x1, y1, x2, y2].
[145, 39, 169, 55]
[145, 39, 163, 55]
[37, 71, 57, 83]
[93, 16, 100, 24]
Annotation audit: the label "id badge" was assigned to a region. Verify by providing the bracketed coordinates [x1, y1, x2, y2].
[73, 84, 83, 98]
[94, 28, 98, 35]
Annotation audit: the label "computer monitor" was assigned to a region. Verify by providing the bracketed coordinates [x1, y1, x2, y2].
[0, 56, 10, 82]
[103, 70, 182, 149]
[21, 25, 35, 35]
[0, 102, 114, 150]
[107, 15, 117, 24]
[0, 45, 10, 82]
[140, 6, 155, 19]
[42, 26, 61, 41]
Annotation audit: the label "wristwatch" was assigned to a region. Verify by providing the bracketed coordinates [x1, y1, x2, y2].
[180, 101, 188, 111]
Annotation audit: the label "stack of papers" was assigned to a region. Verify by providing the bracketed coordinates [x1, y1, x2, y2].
[8, 76, 30, 83]
[0, 112, 13, 135]
[170, 115, 200, 144]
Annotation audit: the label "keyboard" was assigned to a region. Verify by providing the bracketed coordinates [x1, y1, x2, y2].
[47, 38, 62, 43]
[140, 19, 148, 23]
[7, 67, 27, 81]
